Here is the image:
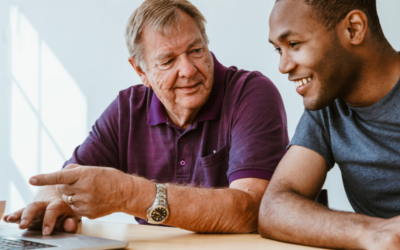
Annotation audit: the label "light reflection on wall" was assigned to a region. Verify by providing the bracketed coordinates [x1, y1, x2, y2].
[8, 6, 87, 213]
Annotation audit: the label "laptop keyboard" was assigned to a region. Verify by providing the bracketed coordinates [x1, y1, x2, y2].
[0, 237, 57, 249]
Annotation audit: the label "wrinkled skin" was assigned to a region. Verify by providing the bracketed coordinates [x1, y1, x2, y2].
[35, 164, 134, 219]
[3, 164, 133, 235]
[129, 9, 214, 129]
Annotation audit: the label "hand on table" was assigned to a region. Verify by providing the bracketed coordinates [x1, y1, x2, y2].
[30, 164, 134, 220]
[361, 215, 400, 250]
[3, 198, 79, 235]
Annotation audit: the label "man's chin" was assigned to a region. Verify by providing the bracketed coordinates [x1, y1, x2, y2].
[179, 96, 209, 110]
[303, 97, 332, 111]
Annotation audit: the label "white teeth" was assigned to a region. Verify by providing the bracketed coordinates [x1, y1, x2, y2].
[294, 77, 312, 88]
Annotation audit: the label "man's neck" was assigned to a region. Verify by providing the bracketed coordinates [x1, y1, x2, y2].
[343, 46, 400, 107]
[165, 107, 201, 130]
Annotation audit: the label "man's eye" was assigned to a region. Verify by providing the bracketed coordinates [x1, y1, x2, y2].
[289, 42, 300, 48]
[190, 48, 203, 57]
[162, 59, 173, 66]
[275, 47, 282, 54]
[158, 58, 174, 69]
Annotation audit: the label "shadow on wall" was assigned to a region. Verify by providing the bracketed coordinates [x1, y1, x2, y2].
[0, 6, 87, 215]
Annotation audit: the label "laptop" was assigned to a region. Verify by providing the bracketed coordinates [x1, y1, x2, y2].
[0, 201, 129, 249]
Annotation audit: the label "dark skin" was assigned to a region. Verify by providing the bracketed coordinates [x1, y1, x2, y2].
[259, 0, 400, 249]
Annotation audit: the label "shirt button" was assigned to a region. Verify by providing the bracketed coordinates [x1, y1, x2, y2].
[180, 160, 186, 166]
[180, 138, 185, 142]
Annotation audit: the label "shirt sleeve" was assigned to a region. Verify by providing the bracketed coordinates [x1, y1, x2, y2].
[289, 108, 335, 170]
[63, 97, 120, 169]
[227, 73, 289, 182]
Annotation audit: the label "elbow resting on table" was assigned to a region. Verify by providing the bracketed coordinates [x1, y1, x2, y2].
[257, 191, 282, 239]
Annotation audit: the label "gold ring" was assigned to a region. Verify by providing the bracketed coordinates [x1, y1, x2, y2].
[68, 195, 74, 206]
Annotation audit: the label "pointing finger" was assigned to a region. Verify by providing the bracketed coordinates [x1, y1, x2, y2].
[64, 164, 80, 170]
[30, 168, 81, 186]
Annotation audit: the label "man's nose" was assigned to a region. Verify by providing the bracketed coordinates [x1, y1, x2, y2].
[279, 52, 296, 74]
[178, 54, 197, 78]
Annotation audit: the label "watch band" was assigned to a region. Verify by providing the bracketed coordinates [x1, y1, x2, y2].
[146, 183, 169, 224]
[152, 183, 168, 207]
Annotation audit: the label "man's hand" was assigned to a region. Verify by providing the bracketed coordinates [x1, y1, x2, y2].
[30, 164, 134, 219]
[361, 215, 400, 250]
[3, 198, 79, 235]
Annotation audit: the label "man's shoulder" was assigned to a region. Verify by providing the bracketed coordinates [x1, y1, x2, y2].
[224, 67, 274, 87]
[220, 66, 287, 129]
[118, 84, 149, 100]
[115, 84, 152, 116]
[223, 67, 280, 102]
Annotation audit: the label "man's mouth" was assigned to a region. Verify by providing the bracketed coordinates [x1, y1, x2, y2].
[178, 82, 201, 93]
[293, 77, 312, 89]
[291, 76, 313, 95]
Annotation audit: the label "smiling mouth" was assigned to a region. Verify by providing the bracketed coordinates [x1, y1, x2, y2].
[293, 77, 312, 89]
[178, 82, 201, 93]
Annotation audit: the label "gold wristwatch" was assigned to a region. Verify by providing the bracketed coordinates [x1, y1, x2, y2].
[146, 183, 169, 224]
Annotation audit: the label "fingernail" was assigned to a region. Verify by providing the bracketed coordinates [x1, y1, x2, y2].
[20, 220, 27, 227]
[30, 178, 37, 185]
[43, 227, 50, 235]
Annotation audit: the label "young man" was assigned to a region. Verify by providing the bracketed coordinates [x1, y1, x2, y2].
[259, 0, 400, 249]
[4, 0, 288, 235]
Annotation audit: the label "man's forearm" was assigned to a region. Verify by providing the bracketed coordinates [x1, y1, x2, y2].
[258, 190, 382, 249]
[124, 176, 260, 233]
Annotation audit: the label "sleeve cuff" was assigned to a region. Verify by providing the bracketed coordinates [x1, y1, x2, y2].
[228, 169, 274, 184]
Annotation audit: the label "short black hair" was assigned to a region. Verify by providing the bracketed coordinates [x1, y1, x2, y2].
[278, 0, 385, 42]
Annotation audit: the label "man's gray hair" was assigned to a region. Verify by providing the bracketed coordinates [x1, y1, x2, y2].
[125, 0, 209, 71]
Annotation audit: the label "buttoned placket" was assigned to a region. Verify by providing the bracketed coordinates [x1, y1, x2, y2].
[173, 121, 199, 181]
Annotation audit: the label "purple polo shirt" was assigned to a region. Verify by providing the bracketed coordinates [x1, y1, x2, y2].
[64, 53, 289, 224]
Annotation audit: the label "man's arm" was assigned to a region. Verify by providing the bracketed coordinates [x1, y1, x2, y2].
[30, 165, 268, 234]
[258, 145, 400, 250]
[129, 176, 269, 233]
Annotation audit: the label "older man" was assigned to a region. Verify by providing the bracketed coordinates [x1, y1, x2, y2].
[4, 0, 288, 235]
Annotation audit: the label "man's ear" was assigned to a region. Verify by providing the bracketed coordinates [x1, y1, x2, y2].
[341, 10, 369, 46]
[128, 57, 150, 87]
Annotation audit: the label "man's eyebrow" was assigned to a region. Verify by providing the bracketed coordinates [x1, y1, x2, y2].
[269, 30, 299, 44]
[155, 38, 203, 61]
[156, 52, 174, 61]
[187, 38, 203, 49]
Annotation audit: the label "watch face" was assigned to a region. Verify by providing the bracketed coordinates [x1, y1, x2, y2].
[151, 207, 168, 222]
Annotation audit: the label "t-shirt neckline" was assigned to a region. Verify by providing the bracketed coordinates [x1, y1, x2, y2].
[348, 76, 400, 121]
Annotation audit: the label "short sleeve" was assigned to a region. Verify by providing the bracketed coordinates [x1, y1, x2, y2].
[63, 97, 120, 169]
[289, 109, 335, 169]
[227, 74, 289, 182]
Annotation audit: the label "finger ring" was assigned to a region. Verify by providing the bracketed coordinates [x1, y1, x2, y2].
[68, 195, 74, 206]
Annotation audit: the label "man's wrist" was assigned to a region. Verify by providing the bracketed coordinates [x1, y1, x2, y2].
[120, 175, 157, 217]
[355, 216, 384, 249]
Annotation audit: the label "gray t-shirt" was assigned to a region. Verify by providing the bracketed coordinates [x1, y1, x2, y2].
[290, 77, 400, 218]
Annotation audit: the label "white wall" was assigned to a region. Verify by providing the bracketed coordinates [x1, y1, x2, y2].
[0, 0, 399, 223]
